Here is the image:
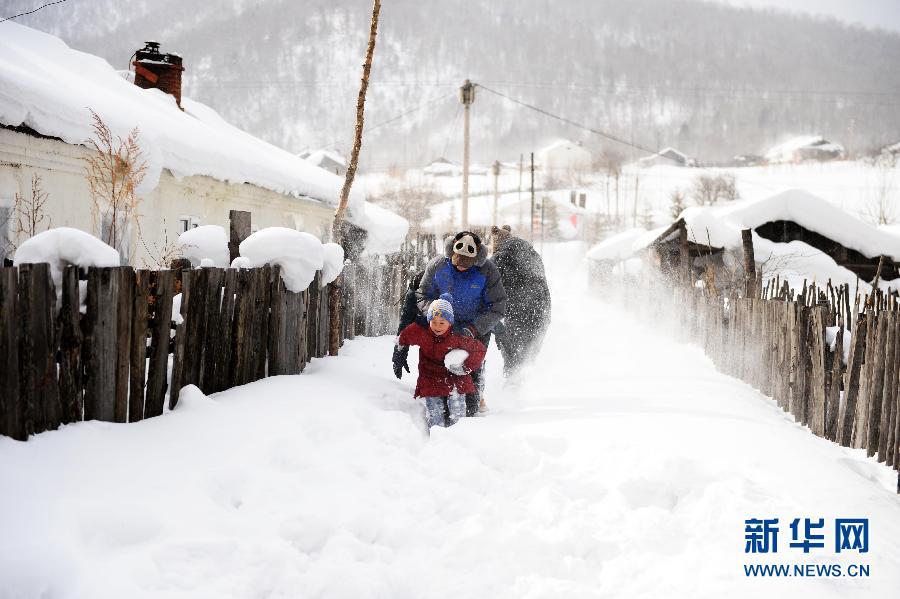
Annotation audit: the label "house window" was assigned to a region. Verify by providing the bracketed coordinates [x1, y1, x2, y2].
[178, 215, 201, 233]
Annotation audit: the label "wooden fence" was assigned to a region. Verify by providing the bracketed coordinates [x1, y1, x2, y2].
[609, 271, 900, 491]
[0, 231, 441, 441]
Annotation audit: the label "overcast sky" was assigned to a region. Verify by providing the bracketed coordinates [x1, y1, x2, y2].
[715, 0, 900, 33]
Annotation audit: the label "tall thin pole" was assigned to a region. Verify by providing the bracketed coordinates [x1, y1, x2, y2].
[460, 79, 475, 229]
[492, 160, 500, 226]
[530, 152, 535, 241]
[518, 153, 524, 231]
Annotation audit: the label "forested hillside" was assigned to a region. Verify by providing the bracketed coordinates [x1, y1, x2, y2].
[11, 0, 900, 167]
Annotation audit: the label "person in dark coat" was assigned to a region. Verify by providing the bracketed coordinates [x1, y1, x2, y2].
[415, 231, 507, 416]
[392, 269, 425, 379]
[489, 225, 551, 376]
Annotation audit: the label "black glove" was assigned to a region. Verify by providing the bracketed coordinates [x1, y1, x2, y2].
[392, 346, 410, 380]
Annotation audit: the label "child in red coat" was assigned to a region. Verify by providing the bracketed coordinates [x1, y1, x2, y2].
[398, 293, 486, 428]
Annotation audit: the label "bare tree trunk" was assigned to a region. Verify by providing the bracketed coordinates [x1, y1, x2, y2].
[328, 0, 381, 356]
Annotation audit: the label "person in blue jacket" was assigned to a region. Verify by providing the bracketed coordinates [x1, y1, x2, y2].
[415, 231, 508, 416]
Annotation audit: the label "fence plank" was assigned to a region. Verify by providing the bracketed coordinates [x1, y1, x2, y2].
[211, 268, 238, 393]
[19, 263, 59, 436]
[254, 266, 272, 381]
[128, 270, 150, 423]
[199, 268, 224, 393]
[169, 269, 192, 410]
[57, 265, 83, 425]
[0, 267, 22, 439]
[865, 314, 888, 458]
[181, 267, 208, 390]
[268, 270, 286, 376]
[807, 306, 828, 437]
[114, 267, 134, 423]
[825, 326, 843, 441]
[877, 312, 897, 462]
[837, 315, 867, 447]
[84, 267, 119, 422]
[145, 270, 174, 419]
[231, 268, 256, 388]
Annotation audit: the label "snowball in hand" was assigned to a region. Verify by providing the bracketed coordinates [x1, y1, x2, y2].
[238, 227, 324, 292]
[444, 349, 470, 375]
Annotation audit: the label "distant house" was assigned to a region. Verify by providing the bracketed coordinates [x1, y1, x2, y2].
[301, 149, 348, 177]
[765, 136, 845, 164]
[637, 147, 693, 168]
[881, 141, 900, 158]
[537, 140, 593, 173]
[422, 158, 460, 177]
[588, 189, 900, 293]
[0, 25, 406, 264]
[732, 154, 765, 167]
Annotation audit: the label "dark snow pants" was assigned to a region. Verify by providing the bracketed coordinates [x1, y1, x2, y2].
[497, 317, 548, 376]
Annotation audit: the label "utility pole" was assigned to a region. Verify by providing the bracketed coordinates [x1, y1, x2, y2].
[459, 79, 475, 229]
[518, 153, 524, 231]
[633, 175, 640, 227]
[491, 160, 501, 226]
[529, 152, 535, 241]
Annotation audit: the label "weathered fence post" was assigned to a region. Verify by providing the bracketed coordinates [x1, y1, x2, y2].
[741, 229, 755, 299]
[144, 270, 174, 418]
[57, 265, 83, 425]
[0, 267, 22, 439]
[229, 210, 251, 264]
[84, 267, 121, 422]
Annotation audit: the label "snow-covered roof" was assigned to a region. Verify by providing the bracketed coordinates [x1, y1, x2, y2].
[638, 146, 689, 165]
[765, 136, 844, 162]
[587, 227, 664, 262]
[680, 189, 900, 262]
[0, 22, 364, 217]
[360, 200, 410, 255]
[538, 139, 592, 158]
[422, 161, 460, 176]
[304, 149, 347, 169]
[882, 141, 900, 155]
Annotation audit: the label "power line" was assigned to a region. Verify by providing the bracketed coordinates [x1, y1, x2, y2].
[316, 92, 452, 152]
[0, 0, 68, 23]
[476, 83, 659, 155]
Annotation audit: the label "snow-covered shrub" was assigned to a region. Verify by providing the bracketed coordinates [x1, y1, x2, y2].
[238, 227, 324, 292]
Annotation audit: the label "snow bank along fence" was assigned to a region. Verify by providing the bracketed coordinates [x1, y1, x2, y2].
[0, 235, 438, 441]
[608, 250, 900, 492]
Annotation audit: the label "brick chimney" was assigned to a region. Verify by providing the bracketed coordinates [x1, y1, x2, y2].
[132, 41, 185, 109]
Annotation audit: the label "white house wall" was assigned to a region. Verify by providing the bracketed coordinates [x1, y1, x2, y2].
[0, 128, 334, 266]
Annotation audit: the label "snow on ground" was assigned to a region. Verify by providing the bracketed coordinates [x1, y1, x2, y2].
[1, 242, 899, 599]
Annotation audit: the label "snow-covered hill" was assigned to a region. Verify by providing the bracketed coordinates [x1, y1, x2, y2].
[8, 0, 900, 169]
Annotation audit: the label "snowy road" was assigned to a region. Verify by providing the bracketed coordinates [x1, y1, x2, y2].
[2, 242, 900, 599]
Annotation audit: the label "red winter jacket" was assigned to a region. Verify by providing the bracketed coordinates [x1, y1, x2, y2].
[398, 322, 486, 397]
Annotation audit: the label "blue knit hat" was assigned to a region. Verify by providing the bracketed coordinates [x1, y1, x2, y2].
[427, 293, 455, 324]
